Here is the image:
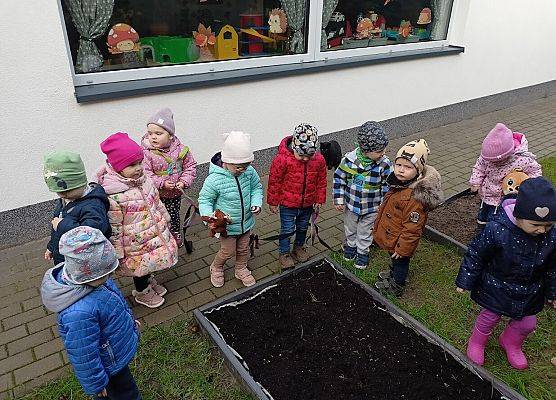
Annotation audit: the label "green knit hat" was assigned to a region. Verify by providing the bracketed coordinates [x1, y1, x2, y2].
[43, 151, 87, 192]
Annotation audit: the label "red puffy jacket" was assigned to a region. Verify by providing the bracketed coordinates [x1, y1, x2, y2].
[267, 136, 327, 208]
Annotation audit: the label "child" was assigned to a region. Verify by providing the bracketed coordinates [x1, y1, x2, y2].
[199, 131, 263, 288]
[267, 123, 327, 269]
[456, 177, 556, 370]
[373, 139, 443, 296]
[97, 132, 178, 308]
[333, 121, 392, 269]
[142, 108, 197, 247]
[469, 123, 541, 225]
[43, 151, 111, 265]
[40, 226, 140, 399]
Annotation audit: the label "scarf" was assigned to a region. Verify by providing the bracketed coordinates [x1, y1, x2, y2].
[356, 147, 373, 167]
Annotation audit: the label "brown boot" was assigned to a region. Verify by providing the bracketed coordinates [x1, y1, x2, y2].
[279, 253, 295, 269]
[292, 245, 310, 263]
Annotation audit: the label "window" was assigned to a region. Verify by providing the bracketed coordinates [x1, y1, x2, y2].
[58, 1, 460, 96]
[321, 0, 454, 52]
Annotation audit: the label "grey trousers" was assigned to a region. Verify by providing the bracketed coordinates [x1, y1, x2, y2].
[344, 209, 377, 255]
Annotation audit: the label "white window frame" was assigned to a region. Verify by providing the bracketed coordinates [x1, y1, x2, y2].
[59, 0, 461, 88]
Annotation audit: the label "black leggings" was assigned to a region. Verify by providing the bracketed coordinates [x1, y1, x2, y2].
[133, 275, 150, 292]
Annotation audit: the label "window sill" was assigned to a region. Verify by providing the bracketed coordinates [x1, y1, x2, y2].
[74, 45, 464, 103]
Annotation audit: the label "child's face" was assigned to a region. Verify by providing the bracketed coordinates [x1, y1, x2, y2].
[515, 219, 555, 236]
[57, 185, 86, 201]
[147, 124, 172, 149]
[394, 158, 418, 181]
[120, 160, 144, 179]
[363, 149, 385, 161]
[223, 162, 250, 176]
[294, 151, 314, 162]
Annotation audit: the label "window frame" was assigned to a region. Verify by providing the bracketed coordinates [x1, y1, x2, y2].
[58, 0, 462, 89]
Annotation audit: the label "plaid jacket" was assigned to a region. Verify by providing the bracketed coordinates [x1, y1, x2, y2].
[333, 150, 392, 215]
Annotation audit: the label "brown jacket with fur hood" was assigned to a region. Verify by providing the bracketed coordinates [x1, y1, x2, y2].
[373, 166, 443, 257]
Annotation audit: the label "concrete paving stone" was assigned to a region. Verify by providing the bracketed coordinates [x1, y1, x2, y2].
[0, 347, 6, 360]
[196, 266, 210, 280]
[21, 297, 43, 312]
[7, 328, 53, 356]
[33, 338, 64, 360]
[173, 258, 208, 276]
[143, 304, 183, 327]
[2, 307, 46, 331]
[0, 304, 22, 321]
[12, 365, 70, 397]
[161, 287, 192, 307]
[130, 303, 157, 320]
[188, 278, 214, 295]
[0, 326, 27, 347]
[210, 279, 244, 298]
[179, 290, 216, 313]
[251, 266, 273, 281]
[249, 253, 277, 270]
[26, 314, 57, 335]
[164, 273, 199, 292]
[180, 244, 214, 264]
[14, 353, 62, 385]
[0, 287, 38, 304]
[0, 374, 11, 394]
[0, 349, 33, 375]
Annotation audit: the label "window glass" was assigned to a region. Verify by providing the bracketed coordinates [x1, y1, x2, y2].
[321, 0, 453, 51]
[61, 0, 310, 74]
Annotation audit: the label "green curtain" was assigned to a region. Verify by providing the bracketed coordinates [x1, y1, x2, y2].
[430, 0, 451, 40]
[321, 0, 339, 50]
[64, 0, 114, 73]
[280, 0, 307, 53]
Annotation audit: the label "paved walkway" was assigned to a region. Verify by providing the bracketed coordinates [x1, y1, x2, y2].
[1, 96, 555, 398]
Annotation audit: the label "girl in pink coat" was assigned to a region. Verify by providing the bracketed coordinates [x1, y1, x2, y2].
[142, 108, 197, 247]
[469, 123, 542, 225]
[97, 132, 178, 308]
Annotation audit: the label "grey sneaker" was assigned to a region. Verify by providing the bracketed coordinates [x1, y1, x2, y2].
[374, 278, 405, 297]
[132, 285, 165, 308]
[378, 270, 391, 280]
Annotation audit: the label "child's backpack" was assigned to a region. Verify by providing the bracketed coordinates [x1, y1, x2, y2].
[320, 140, 342, 170]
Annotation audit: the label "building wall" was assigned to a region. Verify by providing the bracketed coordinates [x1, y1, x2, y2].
[1, 0, 555, 213]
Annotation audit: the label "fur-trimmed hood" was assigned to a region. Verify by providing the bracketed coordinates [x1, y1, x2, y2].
[410, 165, 444, 210]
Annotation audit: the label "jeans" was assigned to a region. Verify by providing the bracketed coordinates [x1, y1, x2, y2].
[279, 206, 313, 254]
[391, 256, 411, 285]
[96, 365, 141, 399]
[477, 202, 498, 225]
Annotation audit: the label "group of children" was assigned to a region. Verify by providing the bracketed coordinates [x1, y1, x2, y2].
[38, 112, 555, 398]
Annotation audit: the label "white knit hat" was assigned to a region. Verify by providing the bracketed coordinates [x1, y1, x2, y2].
[221, 131, 254, 164]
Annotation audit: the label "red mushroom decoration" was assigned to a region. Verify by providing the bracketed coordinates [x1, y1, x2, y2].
[107, 23, 140, 54]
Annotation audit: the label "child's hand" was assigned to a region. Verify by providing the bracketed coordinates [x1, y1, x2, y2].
[548, 299, 556, 309]
[51, 217, 62, 230]
[313, 203, 323, 212]
[456, 287, 465, 293]
[335, 204, 345, 212]
[97, 388, 108, 397]
[470, 185, 480, 193]
[135, 319, 142, 329]
[175, 182, 185, 190]
[44, 249, 52, 261]
[164, 181, 175, 190]
[269, 205, 278, 214]
[251, 206, 261, 215]
[391, 252, 402, 259]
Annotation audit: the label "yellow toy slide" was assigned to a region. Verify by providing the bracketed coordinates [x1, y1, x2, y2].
[240, 28, 276, 43]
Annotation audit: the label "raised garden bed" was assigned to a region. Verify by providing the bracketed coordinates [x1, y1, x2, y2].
[425, 189, 483, 253]
[194, 258, 525, 400]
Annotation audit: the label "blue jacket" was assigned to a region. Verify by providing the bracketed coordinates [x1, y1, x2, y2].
[198, 153, 263, 236]
[456, 199, 556, 319]
[47, 183, 111, 265]
[40, 266, 139, 395]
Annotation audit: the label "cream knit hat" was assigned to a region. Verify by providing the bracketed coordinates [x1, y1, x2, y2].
[221, 131, 254, 164]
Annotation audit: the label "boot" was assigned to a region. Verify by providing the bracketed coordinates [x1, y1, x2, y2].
[279, 253, 295, 269]
[499, 324, 532, 370]
[466, 327, 491, 366]
[374, 277, 404, 297]
[235, 267, 256, 287]
[354, 253, 369, 270]
[210, 264, 225, 288]
[132, 285, 165, 308]
[149, 275, 168, 296]
[343, 245, 357, 261]
[292, 245, 310, 263]
[378, 270, 391, 280]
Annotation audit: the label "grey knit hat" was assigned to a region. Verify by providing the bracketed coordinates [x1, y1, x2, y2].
[357, 121, 389, 152]
[147, 107, 175, 136]
[60, 227, 119, 284]
[292, 123, 318, 156]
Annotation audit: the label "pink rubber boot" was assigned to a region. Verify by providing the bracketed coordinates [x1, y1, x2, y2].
[499, 316, 536, 370]
[466, 327, 491, 366]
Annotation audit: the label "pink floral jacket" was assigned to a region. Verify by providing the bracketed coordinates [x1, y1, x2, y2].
[469, 134, 542, 205]
[141, 135, 197, 199]
[95, 164, 178, 277]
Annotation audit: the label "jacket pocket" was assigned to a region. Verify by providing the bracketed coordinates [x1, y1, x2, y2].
[100, 340, 116, 367]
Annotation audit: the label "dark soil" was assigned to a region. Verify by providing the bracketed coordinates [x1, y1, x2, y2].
[427, 193, 482, 246]
[205, 261, 506, 400]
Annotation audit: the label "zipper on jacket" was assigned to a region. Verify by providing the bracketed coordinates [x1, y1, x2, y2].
[300, 163, 307, 208]
[101, 340, 116, 365]
[234, 176, 245, 233]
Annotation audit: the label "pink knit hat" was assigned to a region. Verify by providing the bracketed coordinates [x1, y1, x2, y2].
[100, 132, 144, 172]
[481, 123, 514, 161]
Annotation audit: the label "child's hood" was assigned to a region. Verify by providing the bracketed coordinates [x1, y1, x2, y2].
[501, 196, 518, 226]
[278, 136, 296, 158]
[40, 266, 94, 313]
[208, 152, 235, 177]
[141, 133, 182, 152]
[409, 165, 444, 210]
[94, 164, 146, 195]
